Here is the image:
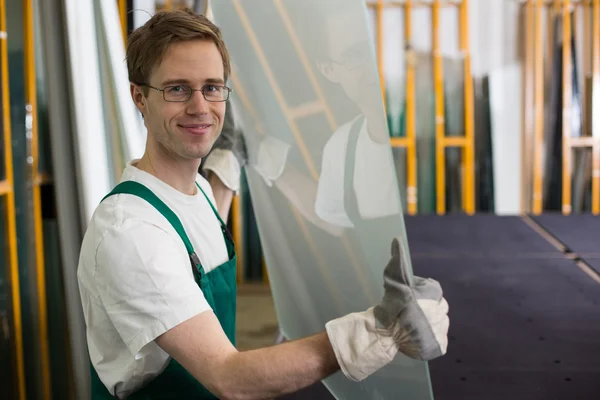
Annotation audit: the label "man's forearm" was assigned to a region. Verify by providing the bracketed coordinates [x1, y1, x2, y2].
[219, 332, 339, 400]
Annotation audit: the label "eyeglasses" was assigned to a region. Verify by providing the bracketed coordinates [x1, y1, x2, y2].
[329, 43, 371, 71]
[141, 83, 232, 102]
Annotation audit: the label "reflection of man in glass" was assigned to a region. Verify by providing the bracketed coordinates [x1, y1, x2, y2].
[204, 3, 401, 241]
[312, 6, 403, 266]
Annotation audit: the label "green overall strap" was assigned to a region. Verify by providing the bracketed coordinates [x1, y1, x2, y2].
[103, 180, 204, 279]
[195, 182, 225, 226]
[194, 182, 235, 248]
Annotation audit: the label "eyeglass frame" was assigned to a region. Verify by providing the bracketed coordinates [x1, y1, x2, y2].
[137, 82, 233, 103]
[327, 41, 371, 71]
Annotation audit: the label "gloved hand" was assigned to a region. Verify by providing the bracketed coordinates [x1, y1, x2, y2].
[325, 236, 450, 382]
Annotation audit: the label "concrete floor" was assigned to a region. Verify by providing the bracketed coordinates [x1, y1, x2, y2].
[235, 283, 279, 350]
[234, 284, 333, 399]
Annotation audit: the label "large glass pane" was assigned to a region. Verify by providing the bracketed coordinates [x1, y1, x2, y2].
[211, 1, 433, 398]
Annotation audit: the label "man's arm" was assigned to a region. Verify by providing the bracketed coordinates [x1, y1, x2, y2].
[94, 218, 337, 399]
[156, 310, 339, 400]
[97, 222, 448, 398]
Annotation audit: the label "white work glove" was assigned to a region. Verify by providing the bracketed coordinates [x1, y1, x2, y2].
[325, 237, 450, 382]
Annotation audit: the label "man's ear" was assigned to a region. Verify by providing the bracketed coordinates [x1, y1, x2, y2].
[316, 59, 339, 83]
[130, 83, 146, 116]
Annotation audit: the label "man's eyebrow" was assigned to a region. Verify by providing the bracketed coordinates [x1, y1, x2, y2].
[205, 78, 225, 85]
[161, 79, 191, 86]
[160, 78, 225, 86]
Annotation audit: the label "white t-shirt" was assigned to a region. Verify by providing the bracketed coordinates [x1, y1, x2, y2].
[77, 161, 229, 399]
[315, 116, 400, 228]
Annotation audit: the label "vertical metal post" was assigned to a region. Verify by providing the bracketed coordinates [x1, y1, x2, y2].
[533, 0, 545, 214]
[582, 0, 591, 209]
[232, 195, 243, 283]
[592, 0, 600, 214]
[0, 0, 25, 397]
[562, 0, 573, 214]
[459, 0, 475, 214]
[522, 0, 535, 213]
[118, 0, 127, 44]
[24, 0, 51, 397]
[261, 256, 268, 285]
[433, 0, 446, 214]
[404, 0, 418, 215]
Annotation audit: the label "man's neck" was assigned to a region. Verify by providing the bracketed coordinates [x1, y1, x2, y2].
[136, 145, 201, 196]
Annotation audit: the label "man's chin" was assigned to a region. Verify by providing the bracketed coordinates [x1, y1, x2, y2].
[180, 151, 210, 162]
[181, 143, 216, 161]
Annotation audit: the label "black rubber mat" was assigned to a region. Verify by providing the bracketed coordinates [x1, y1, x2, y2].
[531, 214, 599, 254]
[413, 256, 600, 399]
[404, 215, 562, 257]
[531, 214, 600, 274]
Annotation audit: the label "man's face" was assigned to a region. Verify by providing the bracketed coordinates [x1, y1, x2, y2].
[317, 8, 380, 115]
[132, 39, 226, 160]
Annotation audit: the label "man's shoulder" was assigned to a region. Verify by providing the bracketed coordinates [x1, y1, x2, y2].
[94, 189, 172, 228]
[81, 193, 178, 256]
[82, 171, 213, 247]
[77, 166, 209, 290]
[322, 116, 364, 158]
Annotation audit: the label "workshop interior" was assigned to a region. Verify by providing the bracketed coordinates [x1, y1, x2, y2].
[0, 0, 599, 399]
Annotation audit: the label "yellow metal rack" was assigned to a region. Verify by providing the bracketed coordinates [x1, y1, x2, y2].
[523, 0, 600, 215]
[366, 0, 476, 215]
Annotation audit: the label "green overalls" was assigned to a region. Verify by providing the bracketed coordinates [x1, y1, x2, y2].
[90, 180, 237, 399]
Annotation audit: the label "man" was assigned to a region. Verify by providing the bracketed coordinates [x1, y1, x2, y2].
[77, 9, 449, 399]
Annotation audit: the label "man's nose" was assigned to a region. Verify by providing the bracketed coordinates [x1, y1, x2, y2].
[186, 90, 209, 114]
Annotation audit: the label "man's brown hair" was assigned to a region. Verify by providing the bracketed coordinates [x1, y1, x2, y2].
[126, 8, 231, 91]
